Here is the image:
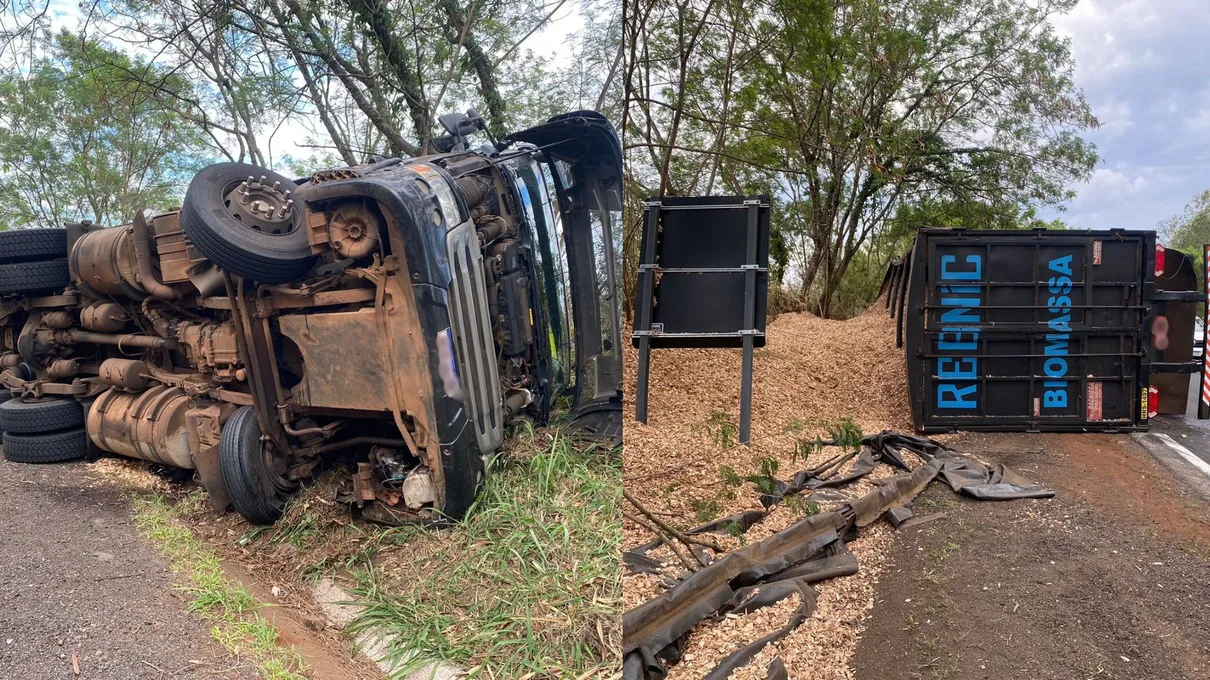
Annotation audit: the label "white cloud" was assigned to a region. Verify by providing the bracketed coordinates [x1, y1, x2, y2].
[1092, 98, 1133, 136]
[1039, 0, 1210, 231]
[1072, 168, 1148, 207]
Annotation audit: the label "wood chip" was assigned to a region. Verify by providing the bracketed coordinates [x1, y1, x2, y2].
[624, 304, 913, 676]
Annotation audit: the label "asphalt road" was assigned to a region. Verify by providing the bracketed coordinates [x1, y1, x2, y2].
[0, 455, 257, 680]
[1151, 375, 1210, 466]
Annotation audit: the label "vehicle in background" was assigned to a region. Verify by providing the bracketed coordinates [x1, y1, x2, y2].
[0, 110, 623, 525]
[1195, 317, 1204, 360]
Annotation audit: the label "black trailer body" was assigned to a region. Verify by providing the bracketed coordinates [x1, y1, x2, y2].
[894, 228, 1199, 433]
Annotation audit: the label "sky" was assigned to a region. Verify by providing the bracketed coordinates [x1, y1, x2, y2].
[34, 0, 1210, 234]
[1042, 0, 1210, 233]
[266, 4, 586, 168]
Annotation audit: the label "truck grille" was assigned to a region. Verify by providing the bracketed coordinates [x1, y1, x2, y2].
[446, 219, 503, 452]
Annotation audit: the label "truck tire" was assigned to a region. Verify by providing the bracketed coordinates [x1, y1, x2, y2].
[0, 259, 69, 295]
[220, 406, 295, 525]
[0, 398, 84, 434]
[0, 229, 67, 264]
[181, 163, 315, 284]
[2, 428, 88, 464]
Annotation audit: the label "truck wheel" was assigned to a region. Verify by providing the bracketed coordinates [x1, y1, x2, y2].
[0, 229, 67, 264]
[219, 406, 296, 525]
[2, 428, 88, 464]
[0, 259, 69, 295]
[181, 163, 316, 284]
[0, 397, 84, 434]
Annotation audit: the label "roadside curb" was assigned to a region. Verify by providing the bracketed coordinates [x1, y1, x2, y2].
[311, 578, 465, 680]
[1132, 432, 1210, 501]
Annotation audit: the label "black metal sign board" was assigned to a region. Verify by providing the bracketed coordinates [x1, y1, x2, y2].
[631, 195, 771, 443]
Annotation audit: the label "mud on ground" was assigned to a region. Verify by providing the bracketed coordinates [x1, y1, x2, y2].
[853, 433, 1210, 680]
[88, 458, 383, 680]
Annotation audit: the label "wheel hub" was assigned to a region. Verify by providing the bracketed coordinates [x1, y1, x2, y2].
[223, 175, 298, 235]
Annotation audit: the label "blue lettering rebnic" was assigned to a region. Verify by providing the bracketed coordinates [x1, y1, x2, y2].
[936, 254, 982, 409]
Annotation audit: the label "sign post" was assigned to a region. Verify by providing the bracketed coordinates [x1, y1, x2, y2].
[631, 196, 770, 444]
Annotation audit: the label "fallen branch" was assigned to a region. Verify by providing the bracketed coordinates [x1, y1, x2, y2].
[624, 489, 726, 554]
[623, 511, 701, 572]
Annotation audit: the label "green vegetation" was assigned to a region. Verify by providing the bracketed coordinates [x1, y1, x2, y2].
[784, 494, 821, 518]
[1159, 188, 1210, 302]
[793, 416, 865, 463]
[129, 492, 308, 680]
[336, 428, 621, 678]
[689, 497, 722, 523]
[700, 410, 739, 449]
[0, 32, 207, 229]
[744, 457, 781, 497]
[2, 0, 619, 216]
[624, 0, 1098, 319]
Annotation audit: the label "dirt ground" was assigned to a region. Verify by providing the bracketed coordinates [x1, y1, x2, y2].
[0, 455, 258, 680]
[853, 432, 1210, 680]
[623, 302, 1210, 679]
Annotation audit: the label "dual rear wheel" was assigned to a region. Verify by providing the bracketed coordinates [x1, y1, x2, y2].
[0, 397, 88, 464]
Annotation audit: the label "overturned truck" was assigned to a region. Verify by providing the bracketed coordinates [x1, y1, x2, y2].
[0, 110, 623, 524]
[882, 227, 1202, 432]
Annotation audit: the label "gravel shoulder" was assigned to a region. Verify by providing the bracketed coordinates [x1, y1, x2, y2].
[0, 455, 258, 679]
[853, 432, 1210, 680]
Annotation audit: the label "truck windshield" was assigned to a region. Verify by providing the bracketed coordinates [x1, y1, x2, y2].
[510, 156, 574, 398]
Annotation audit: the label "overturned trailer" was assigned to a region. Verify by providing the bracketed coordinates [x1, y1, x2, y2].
[883, 228, 1201, 433]
[0, 110, 623, 524]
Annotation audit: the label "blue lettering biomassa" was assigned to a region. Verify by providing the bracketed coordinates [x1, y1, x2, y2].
[936, 254, 982, 409]
[1043, 255, 1074, 409]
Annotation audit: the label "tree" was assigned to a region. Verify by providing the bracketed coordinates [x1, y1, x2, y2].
[625, 0, 1098, 317]
[90, 0, 620, 165]
[0, 32, 209, 229]
[1159, 188, 1210, 291]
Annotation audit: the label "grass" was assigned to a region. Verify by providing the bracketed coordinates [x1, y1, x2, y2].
[129, 492, 308, 680]
[700, 410, 738, 449]
[337, 425, 622, 678]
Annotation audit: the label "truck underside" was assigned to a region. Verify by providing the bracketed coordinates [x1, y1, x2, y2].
[0, 110, 624, 525]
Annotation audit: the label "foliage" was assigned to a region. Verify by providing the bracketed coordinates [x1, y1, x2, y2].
[91, 0, 620, 165]
[624, 0, 1098, 318]
[827, 416, 864, 451]
[701, 410, 739, 449]
[1159, 188, 1210, 292]
[346, 428, 621, 677]
[689, 497, 722, 523]
[0, 32, 208, 228]
[743, 457, 780, 496]
[784, 494, 820, 518]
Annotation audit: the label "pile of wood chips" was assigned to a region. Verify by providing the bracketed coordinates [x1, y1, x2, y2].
[623, 303, 913, 678]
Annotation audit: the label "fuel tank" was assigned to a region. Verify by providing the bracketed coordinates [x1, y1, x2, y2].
[69, 225, 141, 298]
[87, 386, 194, 468]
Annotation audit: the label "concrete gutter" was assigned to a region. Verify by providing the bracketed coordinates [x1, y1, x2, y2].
[311, 577, 465, 680]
